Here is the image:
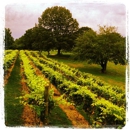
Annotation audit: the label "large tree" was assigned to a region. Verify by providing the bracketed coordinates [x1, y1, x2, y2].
[12, 25, 53, 52]
[31, 25, 54, 54]
[5, 28, 14, 49]
[38, 6, 79, 55]
[12, 28, 35, 50]
[73, 25, 126, 73]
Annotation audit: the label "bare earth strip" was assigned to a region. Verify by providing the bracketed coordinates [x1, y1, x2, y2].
[30, 59, 90, 128]
[20, 62, 43, 127]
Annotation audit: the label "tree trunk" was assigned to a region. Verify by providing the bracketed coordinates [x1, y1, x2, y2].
[39, 50, 42, 56]
[101, 60, 107, 73]
[57, 47, 61, 55]
[47, 50, 50, 56]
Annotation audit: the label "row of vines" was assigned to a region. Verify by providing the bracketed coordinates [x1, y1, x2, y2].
[19, 50, 54, 122]
[25, 50, 125, 127]
[4, 50, 19, 74]
[4, 50, 126, 128]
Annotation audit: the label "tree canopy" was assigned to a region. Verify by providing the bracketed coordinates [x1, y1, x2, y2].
[73, 25, 126, 73]
[5, 28, 14, 49]
[13, 25, 54, 53]
[75, 26, 92, 37]
[38, 6, 79, 55]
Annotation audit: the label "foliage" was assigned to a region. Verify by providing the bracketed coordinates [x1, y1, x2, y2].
[19, 50, 55, 120]
[29, 51, 125, 106]
[13, 25, 54, 53]
[73, 29, 97, 60]
[4, 50, 19, 72]
[73, 25, 126, 73]
[38, 6, 79, 55]
[5, 28, 14, 49]
[31, 25, 54, 54]
[12, 37, 25, 50]
[74, 26, 93, 38]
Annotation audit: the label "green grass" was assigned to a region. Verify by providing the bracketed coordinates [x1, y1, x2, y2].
[76, 105, 92, 125]
[48, 105, 72, 127]
[45, 51, 126, 90]
[77, 62, 125, 89]
[4, 54, 24, 126]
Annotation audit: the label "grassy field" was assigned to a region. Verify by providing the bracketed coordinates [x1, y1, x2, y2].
[45, 50, 126, 90]
[48, 105, 72, 127]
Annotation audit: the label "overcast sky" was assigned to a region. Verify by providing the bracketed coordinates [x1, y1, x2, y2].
[5, 2, 126, 39]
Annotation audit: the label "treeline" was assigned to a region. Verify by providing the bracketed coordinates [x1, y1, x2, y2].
[5, 6, 91, 54]
[9, 26, 91, 54]
[5, 6, 126, 73]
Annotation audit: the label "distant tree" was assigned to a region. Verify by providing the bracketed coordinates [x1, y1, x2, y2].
[75, 26, 92, 37]
[18, 27, 42, 50]
[13, 37, 25, 50]
[12, 25, 53, 52]
[22, 28, 34, 50]
[5, 28, 14, 49]
[73, 25, 126, 73]
[73, 29, 97, 60]
[38, 6, 79, 55]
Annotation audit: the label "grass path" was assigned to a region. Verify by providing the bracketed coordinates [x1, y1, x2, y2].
[4, 54, 23, 126]
[30, 59, 90, 128]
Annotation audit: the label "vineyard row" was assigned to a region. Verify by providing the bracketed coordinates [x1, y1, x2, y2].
[24, 50, 125, 127]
